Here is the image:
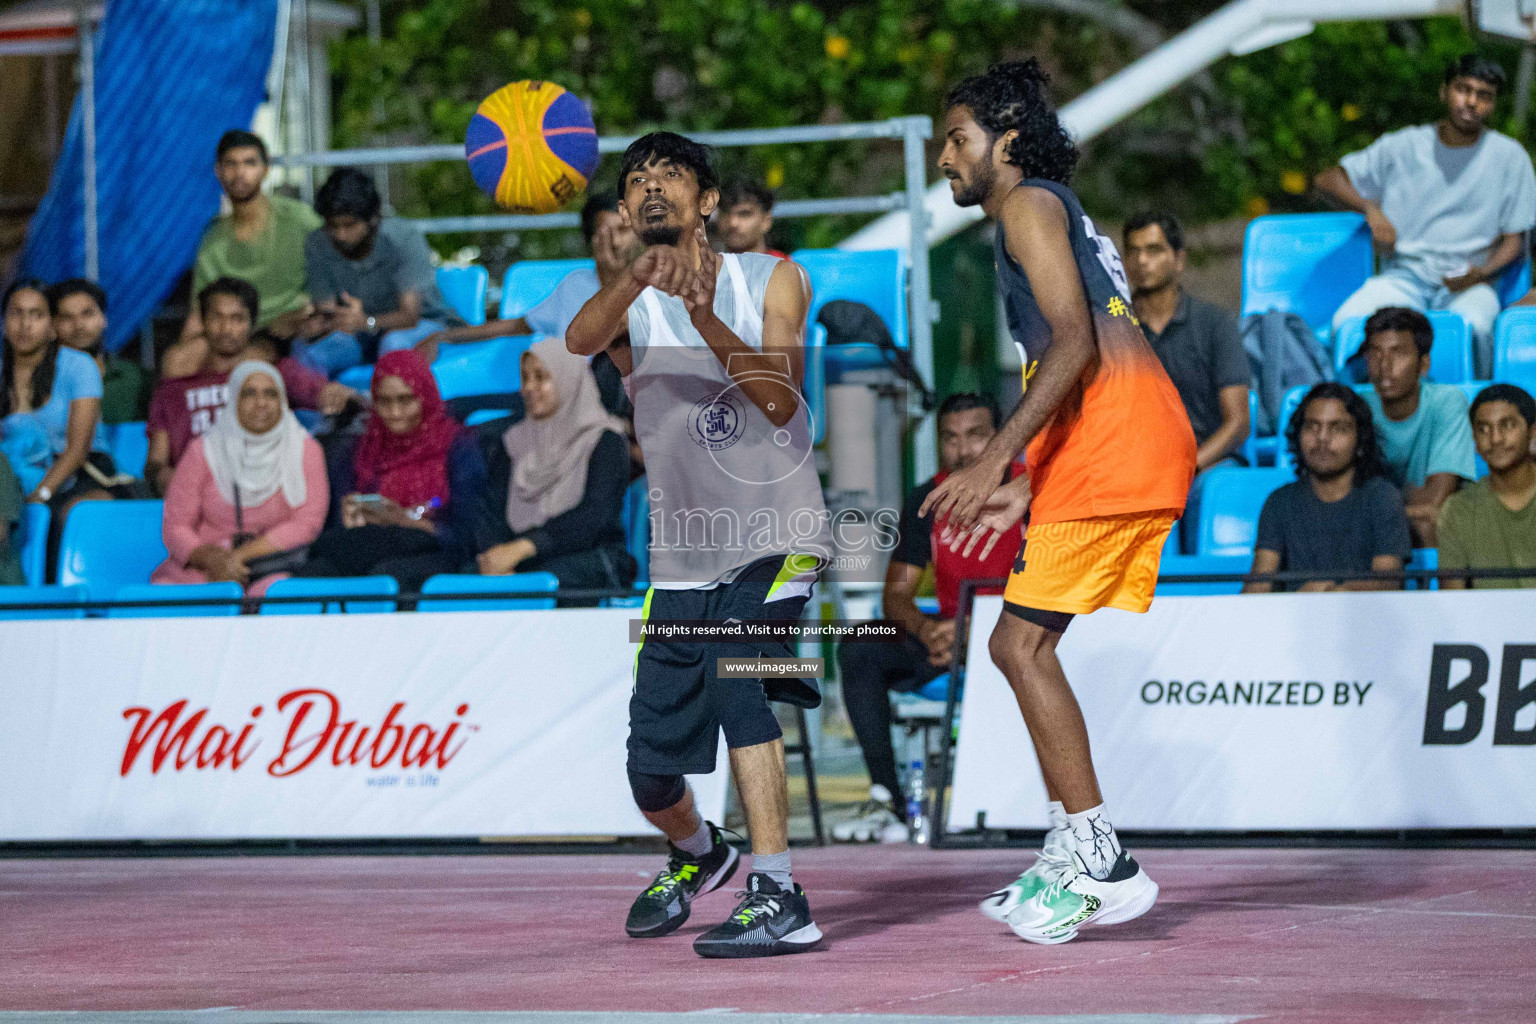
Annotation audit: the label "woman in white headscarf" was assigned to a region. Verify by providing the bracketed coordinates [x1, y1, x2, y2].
[477, 338, 636, 595]
[152, 361, 328, 596]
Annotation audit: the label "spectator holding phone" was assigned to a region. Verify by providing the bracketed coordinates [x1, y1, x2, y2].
[152, 361, 328, 596]
[294, 351, 485, 590]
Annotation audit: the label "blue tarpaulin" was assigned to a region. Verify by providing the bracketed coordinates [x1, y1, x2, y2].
[21, 0, 278, 353]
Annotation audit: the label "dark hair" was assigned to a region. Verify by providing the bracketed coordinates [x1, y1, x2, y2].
[45, 278, 108, 316]
[1, 279, 60, 417]
[1124, 210, 1185, 252]
[1470, 382, 1536, 427]
[1444, 53, 1506, 91]
[315, 167, 382, 221]
[198, 277, 260, 324]
[216, 129, 269, 164]
[579, 190, 620, 243]
[1364, 306, 1433, 357]
[722, 181, 775, 214]
[1286, 382, 1389, 482]
[938, 391, 1001, 430]
[945, 59, 1078, 184]
[619, 132, 719, 195]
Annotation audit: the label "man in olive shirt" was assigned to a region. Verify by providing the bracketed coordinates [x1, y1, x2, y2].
[1124, 211, 1250, 471]
[166, 130, 323, 376]
[47, 279, 151, 424]
[1439, 384, 1536, 588]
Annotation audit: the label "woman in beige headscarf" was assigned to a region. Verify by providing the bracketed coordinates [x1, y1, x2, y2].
[477, 338, 637, 593]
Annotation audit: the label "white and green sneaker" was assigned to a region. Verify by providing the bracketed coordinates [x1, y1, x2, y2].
[1005, 850, 1158, 945]
[977, 827, 1073, 923]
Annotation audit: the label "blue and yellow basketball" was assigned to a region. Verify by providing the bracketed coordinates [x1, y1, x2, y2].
[465, 80, 598, 215]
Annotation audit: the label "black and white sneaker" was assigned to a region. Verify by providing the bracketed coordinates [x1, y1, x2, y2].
[692, 872, 823, 958]
[625, 822, 740, 938]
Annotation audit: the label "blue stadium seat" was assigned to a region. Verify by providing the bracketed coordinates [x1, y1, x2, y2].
[432, 334, 534, 400]
[1241, 213, 1374, 344]
[1333, 311, 1473, 385]
[916, 671, 958, 702]
[1192, 467, 1294, 557]
[464, 408, 512, 427]
[57, 500, 166, 597]
[1497, 257, 1531, 308]
[804, 322, 827, 444]
[1155, 553, 1251, 596]
[1407, 547, 1438, 592]
[500, 259, 594, 320]
[259, 575, 398, 615]
[106, 581, 243, 618]
[913, 596, 940, 615]
[1451, 382, 1491, 479]
[1493, 307, 1536, 391]
[419, 572, 558, 611]
[16, 502, 49, 585]
[621, 476, 651, 587]
[337, 363, 374, 393]
[108, 420, 149, 479]
[436, 265, 489, 326]
[0, 584, 88, 620]
[791, 249, 907, 377]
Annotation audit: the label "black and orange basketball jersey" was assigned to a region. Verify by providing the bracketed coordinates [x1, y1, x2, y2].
[995, 179, 1196, 524]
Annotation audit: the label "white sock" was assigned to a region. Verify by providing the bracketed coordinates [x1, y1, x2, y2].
[1046, 800, 1069, 833]
[675, 820, 713, 858]
[752, 849, 793, 890]
[1065, 803, 1124, 881]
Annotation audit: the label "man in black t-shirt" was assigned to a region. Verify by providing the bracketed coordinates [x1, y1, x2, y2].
[1245, 382, 1411, 593]
[1123, 211, 1250, 472]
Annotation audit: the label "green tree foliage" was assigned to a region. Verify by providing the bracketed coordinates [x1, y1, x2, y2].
[332, 4, 1536, 251]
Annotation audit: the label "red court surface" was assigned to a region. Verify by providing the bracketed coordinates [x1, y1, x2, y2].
[3, 844, 1532, 1023]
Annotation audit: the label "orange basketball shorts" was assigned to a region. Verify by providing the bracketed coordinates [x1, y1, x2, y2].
[1002, 510, 1180, 617]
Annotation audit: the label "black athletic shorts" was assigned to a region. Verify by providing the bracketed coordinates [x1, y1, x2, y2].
[627, 554, 820, 776]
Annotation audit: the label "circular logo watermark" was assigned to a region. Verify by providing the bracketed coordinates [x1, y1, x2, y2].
[687, 392, 746, 451]
[703, 372, 817, 486]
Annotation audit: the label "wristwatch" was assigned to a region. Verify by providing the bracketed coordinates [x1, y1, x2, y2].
[365, 314, 378, 334]
[35, 485, 52, 502]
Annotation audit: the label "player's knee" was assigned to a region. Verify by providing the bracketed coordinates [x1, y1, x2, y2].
[627, 769, 686, 813]
[989, 617, 1053, 679]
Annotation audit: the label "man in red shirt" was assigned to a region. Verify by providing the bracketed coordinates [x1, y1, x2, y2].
[719, 181, 789, 259]
[832, 393, 1023, 842]
[145, 278, 354, 495]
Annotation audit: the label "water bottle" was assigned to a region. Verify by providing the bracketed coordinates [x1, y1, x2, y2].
[905, 759, 930, 845]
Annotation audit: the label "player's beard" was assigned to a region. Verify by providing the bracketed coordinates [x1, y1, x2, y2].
[639, 224, 682, 246]
[950, 159, 997, 208]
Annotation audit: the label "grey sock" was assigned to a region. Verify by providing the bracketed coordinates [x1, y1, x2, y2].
[675, 820, 713, 858]
[752, 849, 793, 890]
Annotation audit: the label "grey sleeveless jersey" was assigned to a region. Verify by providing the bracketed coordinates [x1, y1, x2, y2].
[627, 252, 832, 589]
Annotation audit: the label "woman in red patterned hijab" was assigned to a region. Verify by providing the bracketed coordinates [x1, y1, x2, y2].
[352, 350, 460, 512]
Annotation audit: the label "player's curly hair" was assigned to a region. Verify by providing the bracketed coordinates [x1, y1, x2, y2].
[1285, 382, 1390, 483]
[945, 60, 1078, 185]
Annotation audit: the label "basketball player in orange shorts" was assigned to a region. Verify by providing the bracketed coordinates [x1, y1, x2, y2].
[922, 61, 1197, 945]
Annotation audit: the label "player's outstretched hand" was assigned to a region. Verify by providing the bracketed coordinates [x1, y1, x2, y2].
[919, 456, 1008, 534]
[941, 473, 1031, 560]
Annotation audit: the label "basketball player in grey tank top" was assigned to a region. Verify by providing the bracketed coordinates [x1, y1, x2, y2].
[568, 132, 828, 958]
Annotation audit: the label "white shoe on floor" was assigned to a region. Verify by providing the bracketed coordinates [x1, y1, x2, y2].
[1006, 851, 1159, 945]
[978, 826, 1073, 923]
[832, 784, 909, 843]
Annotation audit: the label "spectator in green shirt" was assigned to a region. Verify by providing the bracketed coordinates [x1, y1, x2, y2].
[47, 279, 152, 425]
[164, 129, 322, 378]
[1439, 383, 1536, 588]
[0, 451, 23, 585]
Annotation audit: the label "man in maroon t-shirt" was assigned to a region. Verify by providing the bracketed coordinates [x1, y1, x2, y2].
[832, 394, 1025, 842]
[145, 278, 353, 495]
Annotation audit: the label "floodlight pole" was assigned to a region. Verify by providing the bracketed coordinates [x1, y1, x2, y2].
[75, 0, 98, 282]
